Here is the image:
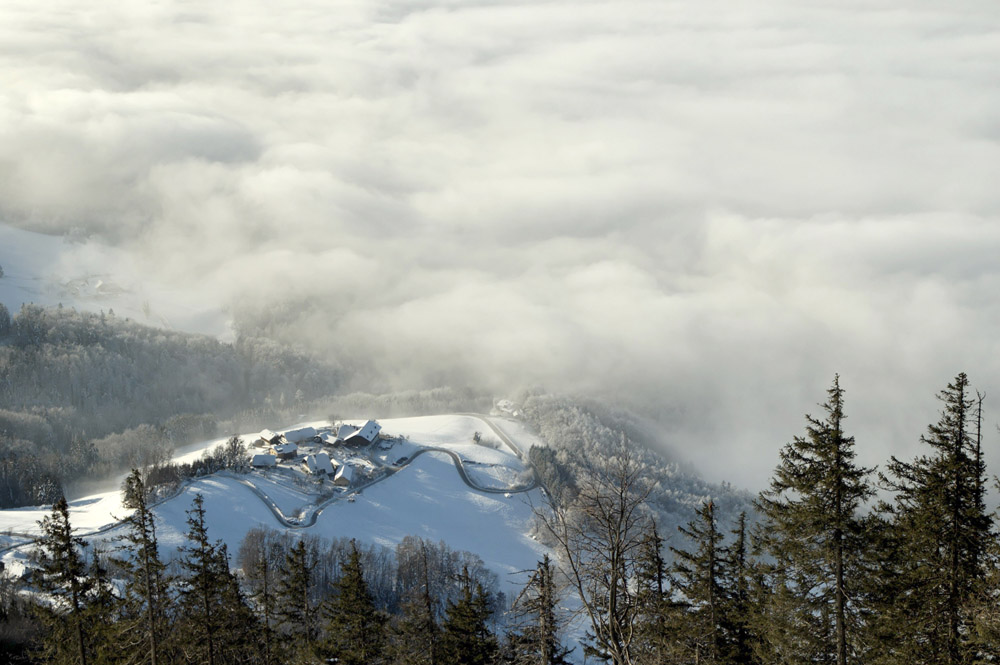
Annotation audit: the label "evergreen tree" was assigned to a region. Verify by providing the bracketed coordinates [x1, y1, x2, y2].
[440, 568, 498, 665]
[322, 540, 387, 665]
[250, 549, 280, 665]
[754, 376, 873, 665]
[0, 302, 10, 337]
[878, 372, 992, 665]
[176, 494, 228, 665]
[718, 512, 757, 665]
[633, 523, 677, 665]
[34, 496, 92, 665]
[387, 540, 441, 665]
[967, 516, 1000, 662]
[116, 469, 171, 665]
[506, 555, 572, 665]
[671, 500, 726, 664]
[275, 539, 317, 661]
[211, 542, 262, 665]
[86, 546, 123, 665]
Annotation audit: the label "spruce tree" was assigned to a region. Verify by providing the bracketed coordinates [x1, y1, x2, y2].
[322, 540, 387, 665]
[34, 496, 92, 665]
[670, 500, 726, 664]
[275, 539, 317, 661]
[633, 523, 677, 665]
[387, 539, 441, 665]
[116, 469, 171, 665]
[754, 375, 873, 665]
[250, 549, 280, 665]
[440, 568, 498, 665]
[506, 555, 572, 665]
[212, 542, 262, 665]
[878, 372, 992, 665]
[86, 546, 122, 665]
[176, 494, 227, 665]
[718, 512, 757, 665]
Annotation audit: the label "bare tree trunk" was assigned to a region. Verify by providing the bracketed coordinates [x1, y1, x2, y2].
[533, 434, 650, 665]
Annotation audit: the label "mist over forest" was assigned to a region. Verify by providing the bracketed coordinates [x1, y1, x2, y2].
[2, 0, 1000, 490]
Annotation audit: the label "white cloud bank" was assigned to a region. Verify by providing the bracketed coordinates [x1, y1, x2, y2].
[2, 0, 1000, 487]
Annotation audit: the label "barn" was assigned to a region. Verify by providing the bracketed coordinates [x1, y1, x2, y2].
[343, 420, 381, 446]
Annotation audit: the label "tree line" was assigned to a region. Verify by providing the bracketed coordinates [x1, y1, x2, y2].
[5, 371, 1000, 664]
[535, 372, 999, 665]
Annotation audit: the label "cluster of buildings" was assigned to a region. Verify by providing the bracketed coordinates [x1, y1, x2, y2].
[248, 420, 381, 488]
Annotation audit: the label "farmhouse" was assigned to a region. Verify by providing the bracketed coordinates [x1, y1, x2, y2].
[303, 452, 335, 476]
[252, 454, 277, 468]
[343, 420, 381, 446]
[254, 429, 282, 448]
[272, 442, 298, 460]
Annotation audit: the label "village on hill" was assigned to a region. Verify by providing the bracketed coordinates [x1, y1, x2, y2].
[249, 419, 386, 490]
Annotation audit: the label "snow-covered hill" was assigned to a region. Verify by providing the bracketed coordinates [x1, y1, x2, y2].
[0, 223, 231, 338]
[0, 414, 549, 596]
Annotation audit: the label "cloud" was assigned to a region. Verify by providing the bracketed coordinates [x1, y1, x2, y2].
[3, 0, 1000, 487]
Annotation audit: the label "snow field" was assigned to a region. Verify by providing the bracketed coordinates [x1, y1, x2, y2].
[1, 414, 547, 599]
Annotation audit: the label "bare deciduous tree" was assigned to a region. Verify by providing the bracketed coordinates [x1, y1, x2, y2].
[534, 434, 651, 665]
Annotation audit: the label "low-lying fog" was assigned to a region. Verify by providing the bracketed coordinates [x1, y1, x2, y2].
[2, 0, 999, 488]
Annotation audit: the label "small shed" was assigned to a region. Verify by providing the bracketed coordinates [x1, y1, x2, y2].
[272, 442, 298, 460]
[343, 420, 381, 446]
[252, 454, 277, 468]
[333, 464, 355, 487]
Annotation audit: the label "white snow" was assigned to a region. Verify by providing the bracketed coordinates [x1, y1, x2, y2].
[0, 414, 550, 598]
[463, 463, 530, 491]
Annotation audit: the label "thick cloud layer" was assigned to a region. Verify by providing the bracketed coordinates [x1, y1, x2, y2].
[3, 0, 1000, 487]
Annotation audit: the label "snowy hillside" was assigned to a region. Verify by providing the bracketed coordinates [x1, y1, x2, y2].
[0, 223, 231, 338]
[0, 414, 549, 596]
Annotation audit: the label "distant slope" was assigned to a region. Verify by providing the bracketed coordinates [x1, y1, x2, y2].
[0, 223, 230, 337]
[518, 393, 757, 542]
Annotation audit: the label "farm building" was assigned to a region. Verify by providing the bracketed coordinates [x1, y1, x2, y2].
[303, 452, 335, 476]
[252, 454, 277, 468]
[343, 420, 381, 446]
[272, 442, 298, 460]
[333, 464, 355, 487]
[283, 426, 318, 443]
[254, 429, 282, 448]
[336, 424, 358, 439]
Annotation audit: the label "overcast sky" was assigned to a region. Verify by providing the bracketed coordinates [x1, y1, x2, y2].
[3, 0, 1000, 487]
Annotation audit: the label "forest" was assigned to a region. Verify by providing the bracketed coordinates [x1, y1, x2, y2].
[2, 371, 1000, 664]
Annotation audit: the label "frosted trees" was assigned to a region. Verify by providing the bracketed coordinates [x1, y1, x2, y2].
[534, 435, 650, 665]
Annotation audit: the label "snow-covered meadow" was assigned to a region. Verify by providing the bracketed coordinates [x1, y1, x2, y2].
[0, 414, 547, 595]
